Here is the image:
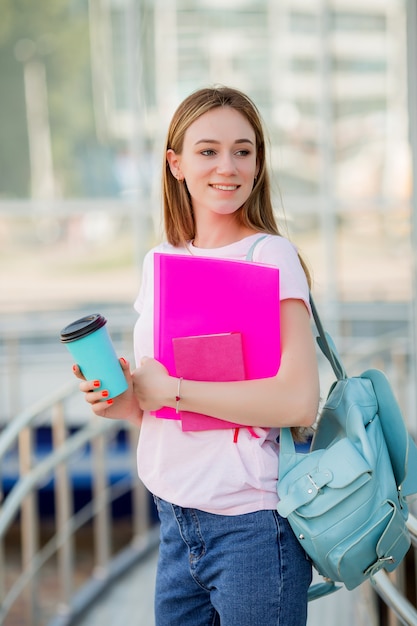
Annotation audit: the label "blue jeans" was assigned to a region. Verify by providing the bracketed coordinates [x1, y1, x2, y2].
[153, 496, 312, 626]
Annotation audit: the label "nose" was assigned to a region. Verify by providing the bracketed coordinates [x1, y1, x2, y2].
[216, 152, 237, 175]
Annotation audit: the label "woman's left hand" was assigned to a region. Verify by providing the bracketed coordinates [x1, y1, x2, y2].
[132, 356, 174, 412]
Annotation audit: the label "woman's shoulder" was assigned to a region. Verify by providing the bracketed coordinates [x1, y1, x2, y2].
[145, 240, 175, 255]
[145, 241, 187, 256]
[251, 234, 299, 262]
[142, 240, 186, 262]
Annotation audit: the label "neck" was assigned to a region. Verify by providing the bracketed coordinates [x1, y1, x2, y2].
[193, 215, 257, 249]
[193, 227, 257, 249]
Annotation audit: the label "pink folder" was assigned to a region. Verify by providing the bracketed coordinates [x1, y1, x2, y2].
[153, 253, 280, 424]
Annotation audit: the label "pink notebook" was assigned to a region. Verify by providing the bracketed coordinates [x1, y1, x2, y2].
[173, 332, 246, 431]
[153, 253, 280, 423]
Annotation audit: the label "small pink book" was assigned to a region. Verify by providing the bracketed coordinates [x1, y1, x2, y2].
[172, 332, 246, 431]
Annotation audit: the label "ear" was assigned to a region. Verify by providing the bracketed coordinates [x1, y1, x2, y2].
[166, 149, 183, 181]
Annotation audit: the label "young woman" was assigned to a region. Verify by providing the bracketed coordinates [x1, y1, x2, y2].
[74, 86, 320, 626]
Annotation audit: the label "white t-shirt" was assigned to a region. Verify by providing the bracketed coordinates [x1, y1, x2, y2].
[133, 233, 310, 515]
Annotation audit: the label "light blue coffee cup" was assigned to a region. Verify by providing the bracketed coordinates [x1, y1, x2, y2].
[60, 314, 128, 399]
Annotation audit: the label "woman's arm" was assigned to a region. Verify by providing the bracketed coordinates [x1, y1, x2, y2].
[74, 357, 143, 426]
[134, 299, 320, 428]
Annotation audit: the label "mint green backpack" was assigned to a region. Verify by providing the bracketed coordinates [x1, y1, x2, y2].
[277, 296, 417, 599]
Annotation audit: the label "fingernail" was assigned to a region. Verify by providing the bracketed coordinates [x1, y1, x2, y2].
[106, 399, 113, 405]
[93, 380, 100, 388]
[72, 365, 77, 372]
[120, 357, 127, 365]
[101, 390, 109, 398]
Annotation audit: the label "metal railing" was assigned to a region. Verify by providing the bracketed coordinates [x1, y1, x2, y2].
[0, 380, 158, 625]
[373, 563, 417, 626]
[1, 322, 417, 625]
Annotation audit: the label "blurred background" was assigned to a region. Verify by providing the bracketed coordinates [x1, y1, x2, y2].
[1, 1, 417, 624]
[1, 0, 415, 414]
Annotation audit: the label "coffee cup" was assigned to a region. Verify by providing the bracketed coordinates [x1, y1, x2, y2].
[60, 314, 128, 399]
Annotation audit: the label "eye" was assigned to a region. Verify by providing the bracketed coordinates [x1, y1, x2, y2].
[235, 149, 251, 157]
[200, 149, 216, 156]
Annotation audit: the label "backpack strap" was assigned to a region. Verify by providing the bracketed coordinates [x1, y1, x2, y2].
[309, 295, 347, 381]
[307, 580, 341, 601]
[245, 234, 268, 261]
[246, 236, 347, 380]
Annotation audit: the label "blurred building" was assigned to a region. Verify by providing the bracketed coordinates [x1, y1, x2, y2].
[0, 0, 412, 303]
[97, 0, 408, 203]
[86, 0, 408, 302]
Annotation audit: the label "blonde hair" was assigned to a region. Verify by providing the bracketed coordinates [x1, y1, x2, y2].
[162, 86, 311, 287]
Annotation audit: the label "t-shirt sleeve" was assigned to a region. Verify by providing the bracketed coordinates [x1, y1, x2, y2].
[253, 235, 311, 314]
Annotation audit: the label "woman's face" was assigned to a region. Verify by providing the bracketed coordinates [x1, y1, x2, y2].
[167, 107, 259, 221]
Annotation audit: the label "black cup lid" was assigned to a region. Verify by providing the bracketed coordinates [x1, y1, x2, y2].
[60, 314, 107, 343]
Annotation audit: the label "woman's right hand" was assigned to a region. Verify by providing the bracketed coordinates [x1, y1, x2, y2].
[72, 357, 142, 424]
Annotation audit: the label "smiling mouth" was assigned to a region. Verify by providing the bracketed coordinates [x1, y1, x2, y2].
[211, 184, 239, 191]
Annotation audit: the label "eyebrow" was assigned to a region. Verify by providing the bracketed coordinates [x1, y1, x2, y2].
[194, 138, 255, 146]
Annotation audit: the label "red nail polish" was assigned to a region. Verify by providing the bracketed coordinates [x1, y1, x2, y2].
[120, 357, 127, 365]
[72, 365, 77, 372]
[93, 380, 100, 388]
[106, 399, 113, 405]
[101, 390, 109, 398]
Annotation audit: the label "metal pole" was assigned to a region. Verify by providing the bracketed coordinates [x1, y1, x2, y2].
[124, 0, 150, 269]
[406, 0, 417, 618]
[317, 0, 338, 326]
[91, 427, 111, 577]
[0, 519, 4, 612]
[128, 426, 149, 537]
[52, 400, 74, 613]
[407, 0, 417, 437]
[18, 426, 40, 625]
